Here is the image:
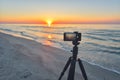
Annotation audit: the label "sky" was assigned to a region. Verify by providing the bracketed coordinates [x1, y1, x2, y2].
[0, 0, 120, 24]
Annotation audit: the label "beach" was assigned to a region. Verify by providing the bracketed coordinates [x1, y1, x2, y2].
[0, 32, 120, 80]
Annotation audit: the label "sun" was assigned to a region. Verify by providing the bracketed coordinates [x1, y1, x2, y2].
[46, 20, 53, 27]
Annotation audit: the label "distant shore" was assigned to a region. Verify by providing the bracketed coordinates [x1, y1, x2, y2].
[0, 32, 120, 80]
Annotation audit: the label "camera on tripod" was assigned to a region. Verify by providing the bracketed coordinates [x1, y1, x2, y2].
[58, 31, 88, 80]
[64, 32, 81, 41]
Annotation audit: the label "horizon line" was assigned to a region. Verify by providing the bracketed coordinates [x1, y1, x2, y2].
[0, 22, 120, 24]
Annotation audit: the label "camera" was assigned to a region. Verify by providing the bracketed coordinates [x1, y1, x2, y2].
[64, 32, 81, 41]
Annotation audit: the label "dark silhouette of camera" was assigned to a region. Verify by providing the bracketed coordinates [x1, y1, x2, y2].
[64, 32, 81, 41]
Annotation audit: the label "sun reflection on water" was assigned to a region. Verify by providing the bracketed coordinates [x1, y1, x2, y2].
[48, 34, 52, 39]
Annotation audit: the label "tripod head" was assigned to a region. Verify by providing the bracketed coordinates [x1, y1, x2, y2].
[71, 32, 81, 59]
[72, 32, 81, 46]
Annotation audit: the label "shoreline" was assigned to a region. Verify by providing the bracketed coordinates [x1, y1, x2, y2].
[0, 32, 120, 80]
[1, 30, 120, 75]
[81, 58, 120, 75]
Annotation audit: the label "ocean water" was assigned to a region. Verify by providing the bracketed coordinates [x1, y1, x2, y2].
[0, 24, 120, 74]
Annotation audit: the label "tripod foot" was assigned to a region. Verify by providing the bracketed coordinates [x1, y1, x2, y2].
[58, 57, 72, 80]
[78, 58, 88, 80]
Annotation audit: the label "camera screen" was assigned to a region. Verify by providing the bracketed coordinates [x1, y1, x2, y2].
[64, 33, 76, 41]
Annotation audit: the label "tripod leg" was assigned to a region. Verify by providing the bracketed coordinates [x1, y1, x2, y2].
[58, 57, 72, 80]
[78, 58, 88, 80]
[67, 58, 76, 80]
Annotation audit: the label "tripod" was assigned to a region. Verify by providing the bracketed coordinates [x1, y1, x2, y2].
[58, 40, 88, 80]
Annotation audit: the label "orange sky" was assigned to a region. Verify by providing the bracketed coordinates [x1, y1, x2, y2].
[0, 0, 120, 24]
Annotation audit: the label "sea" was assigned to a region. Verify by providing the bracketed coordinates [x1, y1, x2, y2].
[0, 24, 120, 74]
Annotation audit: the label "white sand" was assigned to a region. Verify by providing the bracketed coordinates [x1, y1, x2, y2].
[0, 32, 120, 80]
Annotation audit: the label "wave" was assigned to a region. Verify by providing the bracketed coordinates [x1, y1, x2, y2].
[84, 32, 120, 43]
[86, 42, 120, 54]
[86, 30, 120, 38]
[26, 29, 63, 35]
[0, 28, 20, 34]
[86, 42, 120, 50]
[81, 58, 120, 75]
[84, 35, 106, 41]
[20, 32, 38, 40]
[110, 39, 120, 43]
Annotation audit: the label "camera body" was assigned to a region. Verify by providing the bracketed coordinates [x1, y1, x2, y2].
[64, 32, 81, 41]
